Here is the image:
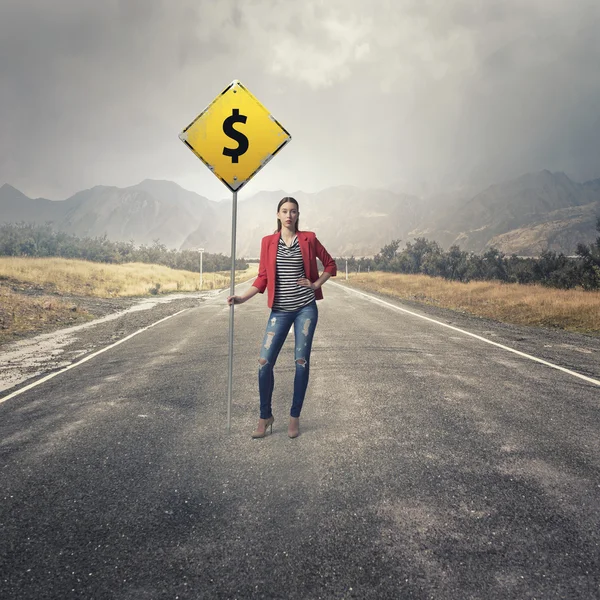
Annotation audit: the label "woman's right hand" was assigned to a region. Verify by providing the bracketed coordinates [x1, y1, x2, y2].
[227, 295, 244, 305]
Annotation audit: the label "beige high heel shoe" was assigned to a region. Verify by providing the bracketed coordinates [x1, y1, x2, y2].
[251, 416, 274, 439]
[288, 417, 300, 439]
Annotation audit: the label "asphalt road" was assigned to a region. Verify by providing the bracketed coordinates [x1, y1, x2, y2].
[1, 281, 599, 599]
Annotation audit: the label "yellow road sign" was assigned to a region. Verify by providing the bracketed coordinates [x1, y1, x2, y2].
[179, 80, 291, 192]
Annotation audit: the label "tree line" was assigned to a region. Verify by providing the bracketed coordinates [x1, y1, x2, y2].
[340, 217, 600, 291]
[0, 223, 248, 272]
[3, 220, 599, 290]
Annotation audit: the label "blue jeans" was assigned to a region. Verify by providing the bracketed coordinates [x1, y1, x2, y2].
[258, 301, 318, 419]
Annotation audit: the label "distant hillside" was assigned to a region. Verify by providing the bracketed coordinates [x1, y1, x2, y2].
[409, 171, 600, 255]
[0, 180, 216, 249]
[2, 171, 599, 257]
[0, 184, 71, 223]
[181, 186, 425, 258]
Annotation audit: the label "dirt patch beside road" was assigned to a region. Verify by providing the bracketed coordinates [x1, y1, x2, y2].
[0, 290, 224, 397]
[0, 284, 141, 345]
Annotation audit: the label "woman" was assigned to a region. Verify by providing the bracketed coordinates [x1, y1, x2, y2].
[227, 197, 337, 439]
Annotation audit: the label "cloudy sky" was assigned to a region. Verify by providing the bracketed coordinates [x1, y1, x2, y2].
[1, 0, 599, 201]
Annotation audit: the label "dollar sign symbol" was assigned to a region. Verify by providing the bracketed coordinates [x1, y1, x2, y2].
[222, 108, 249, 163]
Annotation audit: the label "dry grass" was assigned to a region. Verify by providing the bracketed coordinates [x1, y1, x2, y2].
[0, 287, 95, 342]
[0, 257, 258, 297]
[341, 272, 600, 334]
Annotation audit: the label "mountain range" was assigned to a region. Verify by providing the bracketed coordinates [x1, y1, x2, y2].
[1, 170, 599, 258]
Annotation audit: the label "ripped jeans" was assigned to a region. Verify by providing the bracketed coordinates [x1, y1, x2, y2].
[258, 301, 318, 419]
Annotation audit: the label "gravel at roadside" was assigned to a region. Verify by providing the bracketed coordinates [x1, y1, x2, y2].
[0, 290, 226, 397]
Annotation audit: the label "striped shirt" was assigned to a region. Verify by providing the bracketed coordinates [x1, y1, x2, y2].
[272, 235, 315, 311]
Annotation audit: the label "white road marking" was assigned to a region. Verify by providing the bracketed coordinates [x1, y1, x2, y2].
[0, 290, 225, 393]
[331, 281, 600, 387]
[0, 278, 251, 403]
[0, 309, 190, 404]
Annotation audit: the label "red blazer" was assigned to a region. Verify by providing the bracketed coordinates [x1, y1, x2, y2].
[252, 230, 337, 308]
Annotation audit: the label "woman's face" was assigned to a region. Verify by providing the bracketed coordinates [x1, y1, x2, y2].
[278, 201, 299, 229]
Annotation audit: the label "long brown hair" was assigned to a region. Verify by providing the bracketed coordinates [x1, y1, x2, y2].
[276, 197, 300, 232]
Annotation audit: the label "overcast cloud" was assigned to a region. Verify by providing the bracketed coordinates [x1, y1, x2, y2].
[1, 0, 599, 201]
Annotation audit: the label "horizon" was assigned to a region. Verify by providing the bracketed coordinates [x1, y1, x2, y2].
[3, 168, 600, 204]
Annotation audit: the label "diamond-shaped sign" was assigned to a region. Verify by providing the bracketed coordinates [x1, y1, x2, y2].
[179, 80, 291, 192]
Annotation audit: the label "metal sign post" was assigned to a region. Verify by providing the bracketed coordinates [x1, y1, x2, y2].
[198, 247, 204, 289]
[227, 193, 237, 430]
[179, 80, 291, 432]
